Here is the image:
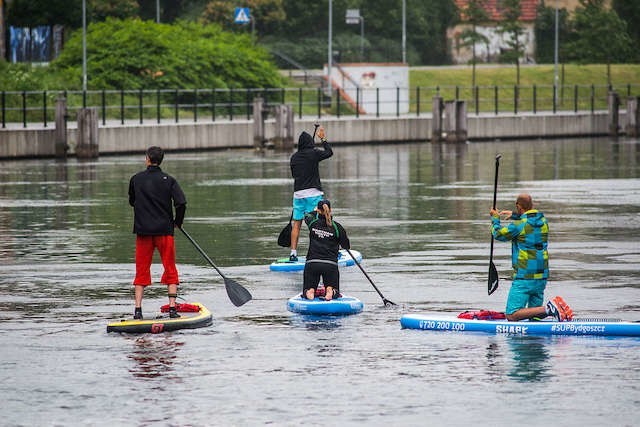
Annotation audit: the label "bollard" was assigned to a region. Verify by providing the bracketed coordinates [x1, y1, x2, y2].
[55, 97, 69, 158]
[273, 104, 294, 150]
[607, 91, 620, 137]
[76, 108, 99, 159]
[431, 96, 444, 143]
[444, 100, 457, 143]
[455, 100, 468, 142]
[624, 96, 639, 137]
[253, 97, 264, 149]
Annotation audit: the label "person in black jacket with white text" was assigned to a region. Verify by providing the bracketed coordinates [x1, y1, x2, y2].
[302, 199, 350, 301]
[128, 146, 186, 320]
[289, 126, 333, 262]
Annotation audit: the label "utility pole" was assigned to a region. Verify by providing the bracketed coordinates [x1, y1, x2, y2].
[327, 0, 332, 96]
[82, 0, 87, 91]
[402, 0, 406, 63]
[554, 0, 559, 109]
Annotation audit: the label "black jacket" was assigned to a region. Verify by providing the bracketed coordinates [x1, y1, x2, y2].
[290, 131, 333, 192]
[129, 165, 186, 236]
[304, 212, 350, 263]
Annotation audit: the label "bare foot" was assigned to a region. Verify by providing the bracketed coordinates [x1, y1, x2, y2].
[325, 286, 334, 301]
[305, 288, 315, 300]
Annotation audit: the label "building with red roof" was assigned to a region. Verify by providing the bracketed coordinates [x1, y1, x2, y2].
[448, 0, 540, 64]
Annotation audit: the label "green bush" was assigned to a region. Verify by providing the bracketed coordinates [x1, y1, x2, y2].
[46, 18, 285, 90]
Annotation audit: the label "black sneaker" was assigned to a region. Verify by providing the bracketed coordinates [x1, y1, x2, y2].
[133, 308, 143, 320]
[169, 307, 181, 319]
[289, 254, 298, 262]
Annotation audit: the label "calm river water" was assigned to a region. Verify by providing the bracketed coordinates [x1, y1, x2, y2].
[1, 137, 639, 426]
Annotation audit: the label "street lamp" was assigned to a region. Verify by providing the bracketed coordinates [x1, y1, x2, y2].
[554, 0, 559, 109]
[346, 9, 365, 60]
[402, 0, 406, 63]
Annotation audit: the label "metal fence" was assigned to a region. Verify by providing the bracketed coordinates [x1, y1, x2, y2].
[2, 84, 639, 128]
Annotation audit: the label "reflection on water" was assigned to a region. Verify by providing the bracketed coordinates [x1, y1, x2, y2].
[128, 336, 185, 380]
[289, 315, 344, 331]
[507, 337, 550, 382]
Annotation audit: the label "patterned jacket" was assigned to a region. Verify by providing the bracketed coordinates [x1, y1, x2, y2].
[491, 210, 549, 280]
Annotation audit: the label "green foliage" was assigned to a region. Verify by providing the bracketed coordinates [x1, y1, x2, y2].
[564, 0, 634, 64]
[200, 0, 286, 35]
[90, 0, 140, 21]
[266, 0, 456, 66]
[7, 0, 82, 27]
[0, 62, 76, 91]
[51, 18, 284, 90]
[611, 0, 640, 62]
[498, 0, 524, 63]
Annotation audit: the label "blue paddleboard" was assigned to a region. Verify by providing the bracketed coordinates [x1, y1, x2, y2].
[287, 295, 364, 316]
[270, 249, 362, 272]
[400, 314, 640, 337]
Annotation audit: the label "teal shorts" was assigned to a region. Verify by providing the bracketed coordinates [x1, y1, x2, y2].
[292, 195, 324, 220]
[505, 279, 547, 315]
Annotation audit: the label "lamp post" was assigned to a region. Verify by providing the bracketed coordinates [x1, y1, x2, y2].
[346, 9, 365, 60]
[402, 0, 406, 63]
[156, 0, 160, 23]
[554, 0, 558, 109]
[327, 0, 332, 96]
[82, 0, 87, 91]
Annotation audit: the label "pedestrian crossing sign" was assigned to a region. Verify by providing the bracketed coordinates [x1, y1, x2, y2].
[234, 7, 251, 24]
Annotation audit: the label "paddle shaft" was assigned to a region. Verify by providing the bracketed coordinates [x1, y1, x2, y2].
[179, 227, 228, 279]
[489, 155, 499, 265]
[488, 154, 501, 295]
[345, 248, 396, 306]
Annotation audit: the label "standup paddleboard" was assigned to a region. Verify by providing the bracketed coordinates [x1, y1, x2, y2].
[107, 302, 213, 334]
[270, 249, 362, 272]
[287, 295, 364, 316]
[400, 313, 640, 337]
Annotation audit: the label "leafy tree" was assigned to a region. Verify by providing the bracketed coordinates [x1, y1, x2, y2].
[52, 18, 283, 89]
[564, 0, 634, 83]
[458, 0, 489, 88]
[266, 0, 456, 67]
[200, 0, 286, 36]
[90, 0, 140, 21]
[534, 1, 570, 64]
[612, 0, 640, 62]
[498, 0, 524, 85]
[7, 0, 82, 27]
[137, 0, 206, 22]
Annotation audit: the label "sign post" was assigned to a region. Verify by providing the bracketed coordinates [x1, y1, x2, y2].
[234, 7, 254, 42]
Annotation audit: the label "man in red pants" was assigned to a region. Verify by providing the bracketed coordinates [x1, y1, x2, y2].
[128, 146, 186, 320]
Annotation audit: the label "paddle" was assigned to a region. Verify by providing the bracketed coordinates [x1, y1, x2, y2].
[179, 227, 252, 307]
[345, 248, 396, 306]
[488, 154, 501, 295]
[276, 123, 321, 248]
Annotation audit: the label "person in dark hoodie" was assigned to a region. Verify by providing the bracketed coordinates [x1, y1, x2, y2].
[302, 199, 350, 300]
[289, 126, 333, 261]
[128, 146, 186, 320]
[491, 193, 573, 322]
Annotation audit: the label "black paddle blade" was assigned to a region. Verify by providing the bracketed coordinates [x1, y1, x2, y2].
[488, 261, 499, 295]
[383, 298, 397, 307]
[225, 278, 252, 307]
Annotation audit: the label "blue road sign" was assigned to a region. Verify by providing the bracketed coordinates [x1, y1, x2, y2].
[234, 7, 251, 24]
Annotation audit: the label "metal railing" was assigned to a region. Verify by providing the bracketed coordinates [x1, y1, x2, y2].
[1, 84, 638, 128]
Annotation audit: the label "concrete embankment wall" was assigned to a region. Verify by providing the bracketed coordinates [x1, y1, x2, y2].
[0, 111, 623, 159]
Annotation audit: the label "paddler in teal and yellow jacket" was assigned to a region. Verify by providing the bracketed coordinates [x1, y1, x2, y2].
[490, 193, 573, 322]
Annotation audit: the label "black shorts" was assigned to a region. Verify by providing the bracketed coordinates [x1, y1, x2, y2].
[303, 262, 339, 293]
